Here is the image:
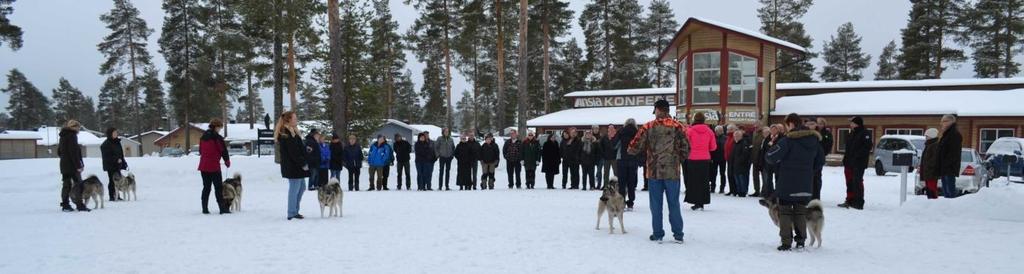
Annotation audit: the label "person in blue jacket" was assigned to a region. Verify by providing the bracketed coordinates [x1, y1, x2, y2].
[368, 135, 394, 191]
[317, 136, 331, 187]
[766, 113, 826, 251]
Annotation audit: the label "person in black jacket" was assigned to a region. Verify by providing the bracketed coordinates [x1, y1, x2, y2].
[541, 134, 561, 189]
[100, 127, 127, 201]
[276, 111, 309, 220]
[479, 134, 501, 190]
[58, 120, 89, 212]
[766, 113, 825, 251]
[936, 114, 963, 198]
[563, 128, 583, 189]
[616, 119, 640, 210]
[559, 131, 572, 189]
[503, 130, 523, 189]
[329, 134, 345, 181]
[393, 134, 413, 190]
[759, 125, 782, 197]
[304, 129, 323, 191]
[729, 129, 753, 197]
[468, 133, 481, 190]
[580, 131, 602, 191]
[710, 125, 727, 193]
[454, 136, 474, 190]
[805, 118, 833, 200]
[840, 116, 872, 210]
[343, 135, 364, 191]
[414, 132, 436, 191]
[600, 125, 619, 189]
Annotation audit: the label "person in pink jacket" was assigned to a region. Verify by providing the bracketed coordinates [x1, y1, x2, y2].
[684, 112, 717, 210]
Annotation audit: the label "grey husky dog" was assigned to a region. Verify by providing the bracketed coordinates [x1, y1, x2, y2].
[81, 175, 105, 209]
[318, 178, 344, 218]
[759, 198, 825, 248]
[595, 176, 626, 234]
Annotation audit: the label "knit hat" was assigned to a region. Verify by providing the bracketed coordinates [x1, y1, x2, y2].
[849, 116, 864, 127]
[925, 128, 939, 139]
[653, 99, 670, 114]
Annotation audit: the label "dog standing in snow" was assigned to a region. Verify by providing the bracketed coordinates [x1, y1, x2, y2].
[758, 198, 824, 248]
[221, 173, 243, 212]
[318, 178, 343, 218]
[81, 175, 105, 209]
[596, 177, 626, 234]
[113, 173, 137, 201]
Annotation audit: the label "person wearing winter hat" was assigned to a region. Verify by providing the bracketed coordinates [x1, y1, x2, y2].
[58, 119, 88, 212]
[919, 128, 941, 199]
[100, 127, 127, 201]
[627, 98, 690, 243]
[840, 116, 872, 209]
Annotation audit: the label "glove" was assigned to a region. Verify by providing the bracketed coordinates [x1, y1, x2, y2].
[225, 160, 231, 168]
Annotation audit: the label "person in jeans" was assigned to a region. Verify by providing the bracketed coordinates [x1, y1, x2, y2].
[317, 135, 331, 189]
[329, 134, 345, 181]
[479, 134, 501, 190]
[600, 125, 619, 190]
[936, 114, 963, 198]
[617, 118, 640, 210]
[414, 132, 436, 191]
[503, 130, 523, 189]
[198, 120, 231, 214]
[840, 116, 872, 210]
[627, 99, 690, 243]
[275, 111, 309, 220]
[434, 128, 456, 190]
[57, 120, 89, 212]
[367, 135, 394, 191]
[393, 134, 412, 190]
[100, 127, 127, 201]
[522, 131, 541, 189]
[343, 135, 363, 191]
[766, 113, 825, 251]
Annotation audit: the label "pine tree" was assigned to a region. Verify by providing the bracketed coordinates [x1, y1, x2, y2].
[52, 78, 97, 129]
[138, 68, 167, 130]
[639, 0, 678, 88]
[406, 0, 459, 127]
[960, 0, 1024, 78]
[454, 90, 474, 131]
[98, 0, 155, 134]
[97, 74, 132, 131]
[453, 0, 495, 131]
[551, 39, 588, 111]
[0, 0, 23, 50]
[0, 112, 10, 128]
[369, 0, 407, 121]
[897, 0, 967, 79]
[529, 0, 572, 114]
[580, 0, 647, 89]
[758, 0, 816, 83]
[234, 91, 265, 124]
[2, 69, 52, 129]
[875, 40, 899, 80]
[392, 70, 419, 123]
[819, 22, 871, 82]
[204, 0, 251, 133]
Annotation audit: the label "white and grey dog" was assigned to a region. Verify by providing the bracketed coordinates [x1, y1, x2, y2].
[81, 175, 105, 209]
[222, 173, 243, 212]
[318, 178, 344, 218]
[759, 198, 825, 248]
[596, 176, 626, 234]
[113, 172, 137, 201]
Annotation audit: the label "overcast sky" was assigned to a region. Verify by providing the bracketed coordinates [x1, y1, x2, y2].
[0, 0, 990, 118]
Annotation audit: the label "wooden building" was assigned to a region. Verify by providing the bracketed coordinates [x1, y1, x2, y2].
[0, 130, 40, 160]
[658, 17, 809, 125]
[131, 131, 169, 156]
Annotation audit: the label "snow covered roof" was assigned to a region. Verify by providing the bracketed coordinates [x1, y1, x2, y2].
[0, 130, 41, 140]
[130, 130, 169, 139]
[777, 78, 1024, 90]
[32, 126, 103, 146]
[564, 87, 675, 97]
[192, 123, 268, 142]
[409, 124, 443, 138]
[528, 106, 677, 127]
[659, 17, 808, 62]
[772, 89, 1024, 117]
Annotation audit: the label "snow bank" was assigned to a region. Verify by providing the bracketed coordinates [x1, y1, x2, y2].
[900, 179, 1024, 223]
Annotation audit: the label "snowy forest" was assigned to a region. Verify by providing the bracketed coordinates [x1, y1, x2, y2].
[2, 0, 1024, 138]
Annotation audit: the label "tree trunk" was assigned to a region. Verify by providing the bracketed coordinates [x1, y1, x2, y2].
[516, 0, 528, 137]
[542, 1, 550, 113]
[442, 0, 453, 129]
[602, 0, 610, 89]
[183, 0, 192, 154]
[328, 0, 347, 137]
[248, 70, 254, 129]
[123, 0, 140, 135]
[287, 35, 298, 110]
[495, 0, 505, 132]
[273, 10, 284, 119]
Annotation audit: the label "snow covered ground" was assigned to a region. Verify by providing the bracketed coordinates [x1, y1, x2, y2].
[1, 156, 1022, 273]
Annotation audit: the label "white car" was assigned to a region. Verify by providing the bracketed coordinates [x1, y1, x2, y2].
[915, 149, 987, 195]
[874, 135, 926, 176]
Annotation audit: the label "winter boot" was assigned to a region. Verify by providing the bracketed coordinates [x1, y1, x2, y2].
[837, 203, 850, 209]
[61, 203, 74, 212]
[795, 243, 806, 250]
[649, 235, 663, 242]
[777, 245, 791, 251]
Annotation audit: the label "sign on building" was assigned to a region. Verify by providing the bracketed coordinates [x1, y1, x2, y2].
[574, 95, 676, 108]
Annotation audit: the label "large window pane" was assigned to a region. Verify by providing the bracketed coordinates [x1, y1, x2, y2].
[693, 53, 720, 104]
[728, 53, 757, 104]
[980, 128, 1015, 153]
[678, 58, 687, 105]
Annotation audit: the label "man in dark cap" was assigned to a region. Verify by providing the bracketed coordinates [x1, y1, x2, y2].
[840, 116, 872, 210]
[628, 99, 690, 243]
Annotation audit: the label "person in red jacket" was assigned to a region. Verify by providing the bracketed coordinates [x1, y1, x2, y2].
[198, 119, 231, 214]
[724, 124, 737, 195]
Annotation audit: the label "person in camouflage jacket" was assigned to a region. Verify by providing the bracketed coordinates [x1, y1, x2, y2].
[627, 99, 690, 243]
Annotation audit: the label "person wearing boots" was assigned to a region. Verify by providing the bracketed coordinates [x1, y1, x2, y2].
[468, 132, 482, 190]
[600, 125, 619, 190]
[580, 130, 602, 191]
[198, 119, 231, 214]
[617, 118, 640, 210]
[627, 99, 690, 243]
[840, 116, 872, 210]
[559, 131, 572, 189]
[434, 128, 456, 191]
[936, 114, 963, 198]
[541, 134, 561, 189]
[920, 128, 941, 199]
[343, 135, 364, 191]
[503, 130, 523, 189]
[684, 112, 716, 210]
[393, 134, 413, 190]
[100, 127, 127, 201]
[479, 134, 501, 190]
[766, 113, 825, 251]
[414, 132, 437, 191]
[522, 131, 541, 189]
[57, 120, 89, 212]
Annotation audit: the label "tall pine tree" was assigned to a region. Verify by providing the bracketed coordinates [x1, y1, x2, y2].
[875, 40, 899, 80]
[3, 69, 52, 129]
[580, 0, 647, 89]
[138, 67, 167, 130]
[551, 39, 588, 111]
[406, 0, 459, 127]
[369, 0, 407, 121]
[640, 0, 678, 88]
[819, 22, 871, 82]
[960, 0, 1024, 78]
[529, 0, 572, 114]
[51, 78, 98, 129]
[0, 0, 23, 50]
[97, 74, 132, 131]
[897, 0, 967, 79]
[758, 0, 816, 83]
[98, 0, 155, 134]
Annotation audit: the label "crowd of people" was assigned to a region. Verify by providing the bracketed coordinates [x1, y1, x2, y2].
[53, 100, 966, 250]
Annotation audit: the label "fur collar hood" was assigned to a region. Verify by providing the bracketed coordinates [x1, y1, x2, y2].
[786, 129, 822, 141]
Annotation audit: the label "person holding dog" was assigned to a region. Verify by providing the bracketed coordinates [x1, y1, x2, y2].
[684, 112, 716, 211]
[627, 99, 690, 243]
[765, 113, 826, 251]
[198, 119, 231, 215]
[58, 120, 89, 212]
[275, 111, 308, 220]
[101, 127, 127, 201]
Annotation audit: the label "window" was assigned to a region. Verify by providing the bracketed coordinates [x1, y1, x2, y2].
[884, 128, 924, 136]
[692, 52, 720, 104]
[980, 128, 1014, 153]
[837, 128, 875, 153]
[728, 53, 757, 104]
[678, 58, 688, 105]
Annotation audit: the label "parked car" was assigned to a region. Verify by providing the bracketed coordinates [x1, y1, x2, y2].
[228, 146, 250, 156]
[984, 137, 1024, 183]
[916, 149, 987, 195]
[874, 135, 926, 176]
[160, 147, 185, 157]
